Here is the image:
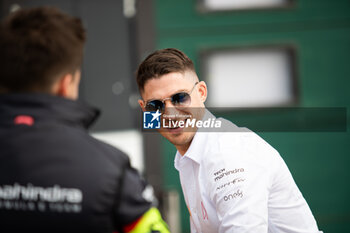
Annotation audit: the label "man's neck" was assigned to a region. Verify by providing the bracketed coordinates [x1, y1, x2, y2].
[176, 141, 192, 156]
[176, 147, 186, 156]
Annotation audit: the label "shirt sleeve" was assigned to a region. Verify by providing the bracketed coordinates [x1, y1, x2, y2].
[267, 154, 322, 233]
[114, 164, 154, 228]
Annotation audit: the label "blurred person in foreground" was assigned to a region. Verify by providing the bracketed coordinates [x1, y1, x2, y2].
[0, 6, 169, 233]
[136, 48, 322, 233]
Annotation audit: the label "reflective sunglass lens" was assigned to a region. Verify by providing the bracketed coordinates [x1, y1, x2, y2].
[172, 92, 191, 106]
[146, 100, 164, 112]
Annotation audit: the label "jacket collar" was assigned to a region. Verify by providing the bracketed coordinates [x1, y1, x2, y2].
[0, 93, 100, 129]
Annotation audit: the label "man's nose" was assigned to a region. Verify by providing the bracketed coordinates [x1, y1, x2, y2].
[163, 100, 178, 118]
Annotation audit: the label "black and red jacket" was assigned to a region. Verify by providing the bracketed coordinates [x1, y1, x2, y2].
[0, 93, 152, 233]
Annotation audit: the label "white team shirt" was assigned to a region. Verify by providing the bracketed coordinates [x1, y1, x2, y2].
[174, 111, 322, 233]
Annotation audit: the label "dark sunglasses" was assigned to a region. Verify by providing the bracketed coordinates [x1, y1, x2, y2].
[144, 82, 199, 112]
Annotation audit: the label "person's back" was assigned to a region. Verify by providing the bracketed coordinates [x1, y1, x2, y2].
[0, 7, 169, 233]
[0, 93, 135, 232]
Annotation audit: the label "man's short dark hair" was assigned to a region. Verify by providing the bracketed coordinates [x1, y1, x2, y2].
[136, 48, 195, 92]
[0, 6, 86, 93]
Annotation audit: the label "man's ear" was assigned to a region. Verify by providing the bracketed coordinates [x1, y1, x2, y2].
[197, 81, 207, 103]
[138, 99, 146, 112]
[53, 73, 73, 98]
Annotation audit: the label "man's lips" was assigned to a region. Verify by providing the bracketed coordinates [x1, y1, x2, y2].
[166, 126, 183, 134]
[162, 118, 190, 134]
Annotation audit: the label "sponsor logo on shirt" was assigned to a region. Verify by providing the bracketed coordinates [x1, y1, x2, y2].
[0, 183, 82, 213]
[201, 201, 208, 220]
[223, 189, 243, 201]
[213, 168, 245, 182]
[216, 177, 245, 191]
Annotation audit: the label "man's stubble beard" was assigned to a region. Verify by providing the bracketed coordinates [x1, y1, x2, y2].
[160, 130, 195, 150]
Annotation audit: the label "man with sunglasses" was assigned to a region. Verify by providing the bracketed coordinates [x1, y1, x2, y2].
[136, 48, 322, 233]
